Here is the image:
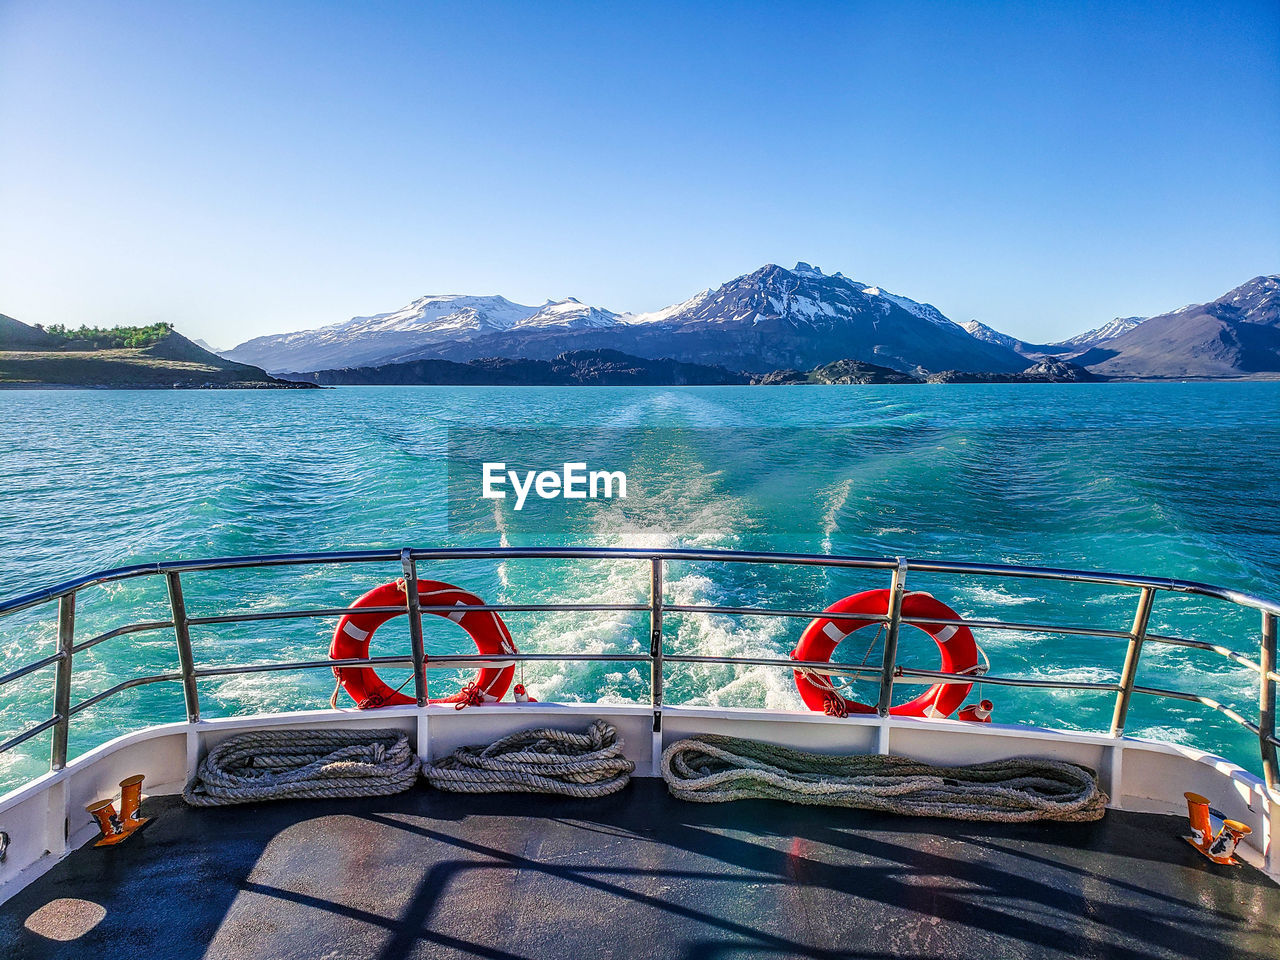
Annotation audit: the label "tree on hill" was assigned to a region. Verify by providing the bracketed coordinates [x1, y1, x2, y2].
[42, 322, 175, 350]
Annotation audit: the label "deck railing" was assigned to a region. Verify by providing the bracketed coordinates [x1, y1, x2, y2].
[0, 547, 1277, 792]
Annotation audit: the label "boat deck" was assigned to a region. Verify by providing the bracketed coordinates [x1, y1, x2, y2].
[1, 779, 1277, 959]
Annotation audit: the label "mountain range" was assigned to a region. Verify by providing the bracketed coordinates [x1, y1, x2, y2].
[192, 266, 1280, 381]
[961, 315, 1146, 356]
[224, 263, 1029, 376]
[1073, 275, 1280, 378]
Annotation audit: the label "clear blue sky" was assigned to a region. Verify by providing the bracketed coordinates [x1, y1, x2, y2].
[1, 1, 1276, 347]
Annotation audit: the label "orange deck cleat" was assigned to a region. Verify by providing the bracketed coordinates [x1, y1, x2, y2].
[1183, 791, 1251, 865]
[86, 799, 130, 847]
[118, 774, 150, 833]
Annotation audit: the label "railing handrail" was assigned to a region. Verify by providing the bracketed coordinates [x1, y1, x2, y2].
[3, 546, 1278, 618]
[0, 546, 1276, 794]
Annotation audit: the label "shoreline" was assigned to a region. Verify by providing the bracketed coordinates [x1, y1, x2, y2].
[4, 377, 1278, 391]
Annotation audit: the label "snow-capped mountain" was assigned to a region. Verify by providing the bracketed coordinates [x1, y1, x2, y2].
[358, 294, 535, 335]
[387, 263, 1027, 375]
[961, 315, 1146, 358]
[952, 276, 1280, 377]
[630, 262, 957, 332]
[226, 263, 1031, 375]
[859, 284, 955, 328]
[223, 294, 538, 372]
[1076, 275, 1280, 378]
[1217, 273, 1280, 322]
[623, 289, 715, 325]
[962, 319, 1027, 352]
[1062, 316, 1145, 349]
[512, 298, 620, 330]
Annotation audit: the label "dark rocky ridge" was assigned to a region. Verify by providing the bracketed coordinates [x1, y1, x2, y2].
[294, 350, 1099, 387]
[752, 359, 922, 384]
[926, 359, 1098, 383]
[288, 350, 749, 386]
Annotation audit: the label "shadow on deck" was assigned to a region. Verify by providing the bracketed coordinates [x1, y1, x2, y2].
[1, 779, 1277, 959]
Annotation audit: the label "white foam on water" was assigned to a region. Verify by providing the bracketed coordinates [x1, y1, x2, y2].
[820, 478, 854, 555]
[663, 570, 802, 711]
[207, 671, 313, 715]
[0, 747, 42, 786]
[1135, 724, 1199, 746]
[493, 500, 513, 590]
[491, 461, 811, 708]
[1019, 665, 1120, 700]
[493, 538, 650, 703]
[963, 585, 1039, 607]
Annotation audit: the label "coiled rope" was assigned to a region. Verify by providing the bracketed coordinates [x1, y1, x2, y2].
[661, 735, 1107, 822]
[423, 719, 635, 797]
[183, 728, 421, 806]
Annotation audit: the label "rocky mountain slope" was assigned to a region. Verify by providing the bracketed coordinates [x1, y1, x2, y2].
[1062, 316, 1145, 350]
[224, 294, 537, 372]
[1073, 276, 1280, 378]
[962, 315, 1146, 358]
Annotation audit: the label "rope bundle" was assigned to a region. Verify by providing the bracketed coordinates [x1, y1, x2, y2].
[661, 735, 1107, 822]
[423, 719, 635, 797]
[183, 728, 421, 806]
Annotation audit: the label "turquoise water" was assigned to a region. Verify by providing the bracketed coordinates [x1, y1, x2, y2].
[1, 383, 1278, 792]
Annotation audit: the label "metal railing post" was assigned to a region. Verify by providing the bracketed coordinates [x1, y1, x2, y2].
[50, 593, 75, 770]
[1261, 611, 1278, 792]
[650, 557, 664, 732]
[402, 549, 428, 707]
[1110, 586, 1155, 737]
[875, 560, 908, 718]
[166, 572, 201, 723]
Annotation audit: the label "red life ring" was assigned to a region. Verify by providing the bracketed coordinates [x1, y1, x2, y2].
[330, 579, 516, 709]
[792, 590, 978, 718]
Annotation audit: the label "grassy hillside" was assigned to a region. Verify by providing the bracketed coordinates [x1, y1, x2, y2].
[0, 316, 315, 389]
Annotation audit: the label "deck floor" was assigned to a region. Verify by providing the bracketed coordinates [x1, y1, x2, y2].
[1, 779, 1277, 959]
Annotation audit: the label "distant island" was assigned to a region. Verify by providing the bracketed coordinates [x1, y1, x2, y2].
[0, 317, 315, 390]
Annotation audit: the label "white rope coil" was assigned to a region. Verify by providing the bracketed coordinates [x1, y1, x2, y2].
[183, 728, 421, 807]
[662, 735, 1107, 822]
[423, 720, 635, 797]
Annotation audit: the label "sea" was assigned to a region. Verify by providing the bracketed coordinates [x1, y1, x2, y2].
[1, 382, 1278, 793]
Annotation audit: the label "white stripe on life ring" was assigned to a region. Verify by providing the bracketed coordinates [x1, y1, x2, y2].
[447, 600, 468, 623]
[343, 622, 370, 642]
[822, 621, 848, 644]
[934, 625, 958, 643]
